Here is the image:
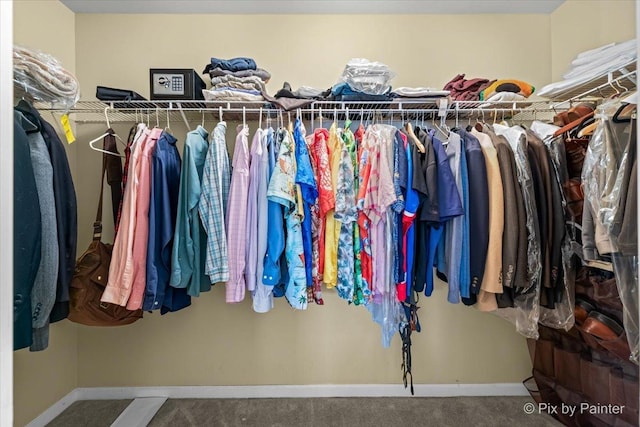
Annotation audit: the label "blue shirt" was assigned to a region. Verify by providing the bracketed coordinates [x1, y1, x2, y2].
[169, 125, 210, 297]
[393, 131, 408, 285]
[459, 135, 471, 299]
[144, 131, 183, 310]
[262, 128, 285, 287]
[425, 132, 464, 296]
[293, 118, 318, 288]
[403, 142, 418, 301]
[431, 131, 463, 221]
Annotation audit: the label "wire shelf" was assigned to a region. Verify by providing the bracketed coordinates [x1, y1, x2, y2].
[34, 99, 568, 128]
[538, 63, 637, 104]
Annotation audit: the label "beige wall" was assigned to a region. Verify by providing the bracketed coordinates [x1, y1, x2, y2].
[13, 1, 78, 426]
[73, 13, 551, 389]
[551, 0, 635, 80]
[75, 14, 552, 99]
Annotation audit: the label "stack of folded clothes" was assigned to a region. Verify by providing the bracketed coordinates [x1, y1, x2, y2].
[444, 74, 536, 104]
[201, 57, 271, 101]
[263, 82, 331, 110]
[443, 74, 495, 101]
[538, 39, 636, 99]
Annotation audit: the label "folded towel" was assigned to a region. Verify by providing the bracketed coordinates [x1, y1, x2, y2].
[392, 87, 450, 98]
[207, 67, 271, 83]
[202, 88, 264, 102]
[205, 57, 256, 73]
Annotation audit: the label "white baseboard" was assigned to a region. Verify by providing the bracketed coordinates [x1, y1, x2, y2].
[26, 389, 80, 427]
[77, 383, 529, 399]
[28, 383, 528, 426]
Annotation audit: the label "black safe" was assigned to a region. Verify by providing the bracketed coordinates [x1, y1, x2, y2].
[149, 68, 205, 100]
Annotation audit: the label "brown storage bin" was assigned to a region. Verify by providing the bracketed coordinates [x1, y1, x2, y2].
[578, 412, 616, 427]
[622, 375, 639, 412]
[535, 339, 556, 378]
[554, 383, 581, 426]
[581, 357, 612, 404]
[619, 408, 639, 426]
[614, 416, 639, 427]
[533, 368, 563, 413]
[554, 348, 582, 392]
[523, 376, 542, 404]
[610, 370, 626, 406]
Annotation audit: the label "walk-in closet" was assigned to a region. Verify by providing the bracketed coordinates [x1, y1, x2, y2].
[2, 1, 638, 426]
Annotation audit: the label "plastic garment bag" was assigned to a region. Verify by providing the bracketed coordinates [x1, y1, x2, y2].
[492, 124, 542, 339]
[339, 58, 396, 96]
[13, 45, 80, 110]
[611, 252, 639, 364]
[581, 98, 632, 245]
[538, 131, 577, 331]
[582, 101, 638, 364]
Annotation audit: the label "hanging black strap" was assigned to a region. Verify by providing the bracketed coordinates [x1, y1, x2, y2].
[103, 130, 123, 225]
[400, 322, 414, 396]
[400, 299, 421, 396]
[93, 152, 107, 241]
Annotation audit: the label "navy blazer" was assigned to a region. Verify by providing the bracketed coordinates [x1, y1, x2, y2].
[16, 101, 78, 323]
[14, 112, 42, 350]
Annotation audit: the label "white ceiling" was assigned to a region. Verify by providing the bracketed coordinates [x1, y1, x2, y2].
[60, 0, 566, 15]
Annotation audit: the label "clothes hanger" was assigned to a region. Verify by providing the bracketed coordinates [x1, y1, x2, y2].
[553, 111, 595, 137]
[259, 107, 263, 130]
[344, 108, 352, 130]
[243, 106, 247, 129]
[612, 103, 636, 123]
[577, 116, 598, 137]
[404, 122, 425, 153]
[96, 106, 126, 146]
[219, 106, 224, 124]
[164, 109, 171, 133]
[88, 111, 126, 157]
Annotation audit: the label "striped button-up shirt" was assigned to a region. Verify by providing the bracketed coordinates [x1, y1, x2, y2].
[198, 121, 231, 285]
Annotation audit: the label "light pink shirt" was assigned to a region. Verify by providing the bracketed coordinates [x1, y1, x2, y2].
[126, 127, 162, 310]
[226, 125, 251, 303]
[102, 125, 149, 306]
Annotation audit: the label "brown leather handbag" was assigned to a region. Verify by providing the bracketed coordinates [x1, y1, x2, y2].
[68, 149, 142, 326]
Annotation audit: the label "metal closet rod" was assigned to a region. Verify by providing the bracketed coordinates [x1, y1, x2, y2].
[89, 106, 551, 116]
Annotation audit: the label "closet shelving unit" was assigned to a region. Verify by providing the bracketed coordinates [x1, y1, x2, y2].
[37, 98, 571, 129]
[543, 61, 637, 105]
[35, 65, 636, 126]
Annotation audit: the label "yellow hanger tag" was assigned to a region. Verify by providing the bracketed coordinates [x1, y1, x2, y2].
[60, 114, 76, 144]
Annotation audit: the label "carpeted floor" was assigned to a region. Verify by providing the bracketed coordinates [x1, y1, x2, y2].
[47, 397, 561, 427]
[46, 399, 133, 427]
